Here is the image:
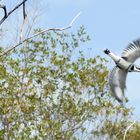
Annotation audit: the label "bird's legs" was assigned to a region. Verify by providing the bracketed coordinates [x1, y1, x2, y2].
[129, 64, 140, 72]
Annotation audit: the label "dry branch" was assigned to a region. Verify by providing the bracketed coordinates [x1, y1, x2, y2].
[0, 4, 7, 18]
[23, 1, 27, 19]
[123, 120, 136, 140]
[0, 0, 28, 25]
[0, 12, 81, 57]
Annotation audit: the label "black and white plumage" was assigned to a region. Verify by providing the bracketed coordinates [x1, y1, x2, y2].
[104, 39, 140, 106]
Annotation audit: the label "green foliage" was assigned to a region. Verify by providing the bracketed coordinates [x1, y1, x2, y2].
[0, 26, 139, 139]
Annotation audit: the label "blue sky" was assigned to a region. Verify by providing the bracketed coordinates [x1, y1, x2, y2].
[41, 0, 140, 118]
[2, 0, 140, 118]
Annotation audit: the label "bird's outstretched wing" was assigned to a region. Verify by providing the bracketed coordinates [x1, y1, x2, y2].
[109, 66, 128, 106]
[121, 39, 140, 63]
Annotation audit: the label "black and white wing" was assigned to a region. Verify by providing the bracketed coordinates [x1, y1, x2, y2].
[121, 39, 140, 63]
[109, 66, 128, 105]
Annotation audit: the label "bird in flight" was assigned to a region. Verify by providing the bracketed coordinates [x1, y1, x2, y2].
[104, 39, 140, 107]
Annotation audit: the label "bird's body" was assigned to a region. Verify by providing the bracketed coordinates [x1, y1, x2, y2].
[104, 39, 140, 106]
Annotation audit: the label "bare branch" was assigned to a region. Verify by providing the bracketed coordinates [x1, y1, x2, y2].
[0, 0, 28, 25]
[23, 1, 27, 19]
[0, 4, 7, 18]
[69, 12, 81, 26]
[123, 120, 136, 140]
[19, 16, 28, 41]
[0, 12, 81, 57]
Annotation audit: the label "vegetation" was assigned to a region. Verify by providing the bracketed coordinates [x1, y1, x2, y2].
[0, 26, 139, 139]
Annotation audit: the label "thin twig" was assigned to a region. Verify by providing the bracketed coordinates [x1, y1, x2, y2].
[0, 0, 28, 25]
[69, 12, 81, 26]
[123, 120, 136, 140]
[0, 12, 81, 57]
[23, 1, 27, 19]
[0, 4, 7, 18]
[19, 16, 28, 41]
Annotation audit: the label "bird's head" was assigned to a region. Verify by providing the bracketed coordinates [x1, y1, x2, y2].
[104, 49, 110, 54]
